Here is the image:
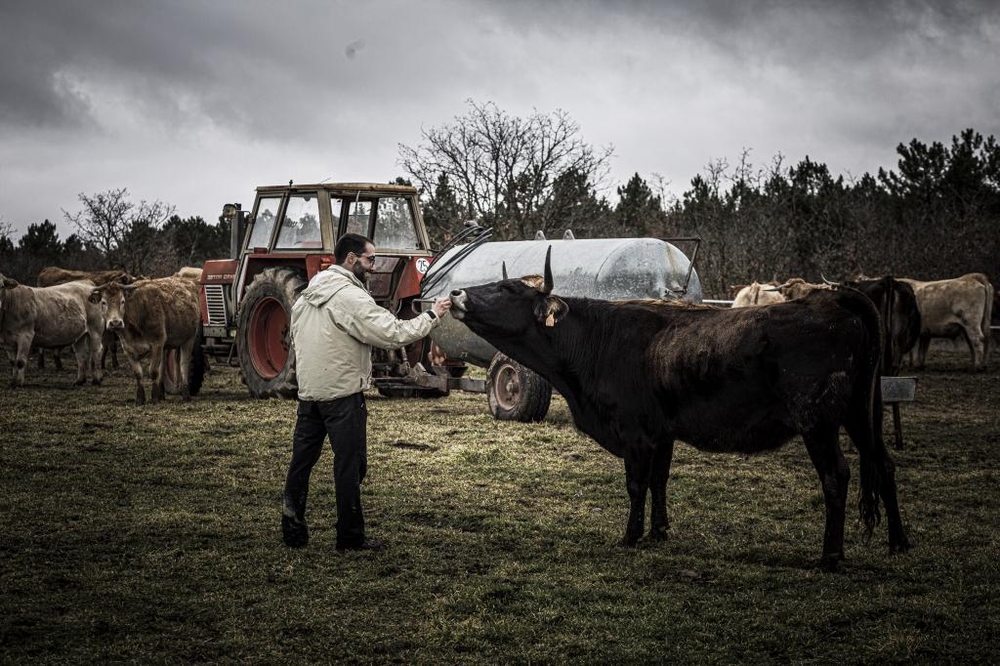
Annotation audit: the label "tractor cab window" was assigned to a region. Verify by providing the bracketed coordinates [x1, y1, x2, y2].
[246, 196, 282, 251]
[275, 194, 322, 249]
[372, 197, 420, 250]
[345, 200, 372, 236]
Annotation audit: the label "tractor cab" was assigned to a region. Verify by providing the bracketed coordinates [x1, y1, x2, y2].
[200, 182, 442, 397]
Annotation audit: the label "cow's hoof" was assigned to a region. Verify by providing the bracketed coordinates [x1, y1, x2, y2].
[648, 527, 669, 542]
[819, 554, 842, 572]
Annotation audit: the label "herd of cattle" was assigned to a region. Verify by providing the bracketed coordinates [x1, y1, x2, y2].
[1, 257, 997, 568]
[0, 265, 996, 405]
[0, 266, 204, 404]
[731, 272, 995, 373]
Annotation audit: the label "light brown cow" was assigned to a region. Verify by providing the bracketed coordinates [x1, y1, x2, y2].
[37, 266, 133, 288]
[900, 273, 994, 370]
[89, 277, 201, 405]
[731, 282, 786, 308]
[172, 266, 203, 281]
[776, 278, 832, 301]
[1, 275, 104, 387]
[36, 266, 136, 370]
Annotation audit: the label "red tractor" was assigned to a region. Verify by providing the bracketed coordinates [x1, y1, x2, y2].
[199, 182, 468, 398]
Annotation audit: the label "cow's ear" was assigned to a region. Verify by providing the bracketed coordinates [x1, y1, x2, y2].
[88, 288, 103, 304]
[1, 275, 19, 288]
[535, 295, 569, 327]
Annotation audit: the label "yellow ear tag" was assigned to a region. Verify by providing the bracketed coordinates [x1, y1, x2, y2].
[545, 313, 555, 327]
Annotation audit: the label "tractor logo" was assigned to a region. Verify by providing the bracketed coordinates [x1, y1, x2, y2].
[415, 258, 431, 275]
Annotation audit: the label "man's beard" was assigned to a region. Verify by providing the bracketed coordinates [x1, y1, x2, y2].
[352, 263, 368, 284]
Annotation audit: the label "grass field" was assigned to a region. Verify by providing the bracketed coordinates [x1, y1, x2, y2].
[2, 350, 998, 664]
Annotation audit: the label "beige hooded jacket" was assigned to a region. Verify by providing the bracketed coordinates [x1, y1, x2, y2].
[290, 264, 438, 401]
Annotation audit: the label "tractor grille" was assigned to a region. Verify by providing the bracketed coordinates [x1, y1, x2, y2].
[204, 284, 229, 326]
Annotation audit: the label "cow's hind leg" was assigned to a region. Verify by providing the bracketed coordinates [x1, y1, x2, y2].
[648, 439, 675, 541]
[915, 335, 930, 369]
[844, 417, 910, 555]
[803, 424, 849, 571]
[149, 344, 166, 403]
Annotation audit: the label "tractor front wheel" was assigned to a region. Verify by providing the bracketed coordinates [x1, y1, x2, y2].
[237, 267, 305, 398]
[486, 353, 551, 422]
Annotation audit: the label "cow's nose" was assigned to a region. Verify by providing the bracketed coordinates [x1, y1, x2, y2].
[107, 319, 124, 330]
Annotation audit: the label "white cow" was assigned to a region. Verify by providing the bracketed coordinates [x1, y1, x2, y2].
[731, 282, 786, 308]
[0, 275, 105, 386]
[900, 273, 994, 370]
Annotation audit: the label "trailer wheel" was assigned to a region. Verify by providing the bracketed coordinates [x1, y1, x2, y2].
[163, 335, 206, 397]
[487, 353, 551, 422]
[237, 267, 305, 398]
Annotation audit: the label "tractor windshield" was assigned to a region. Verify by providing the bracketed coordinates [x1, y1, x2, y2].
[372, 196, 420, 251]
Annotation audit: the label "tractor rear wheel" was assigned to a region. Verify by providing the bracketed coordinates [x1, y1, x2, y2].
[237, 267, 306, 398]
[486, 352, 551, 422]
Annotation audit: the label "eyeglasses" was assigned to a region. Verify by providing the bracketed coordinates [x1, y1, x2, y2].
[358, 253, 377, 265]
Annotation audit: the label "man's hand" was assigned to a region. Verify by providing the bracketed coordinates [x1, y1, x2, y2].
[431, 297, 452, 318]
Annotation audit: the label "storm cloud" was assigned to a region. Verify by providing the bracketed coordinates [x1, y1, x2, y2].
[1, 0, 997, 238]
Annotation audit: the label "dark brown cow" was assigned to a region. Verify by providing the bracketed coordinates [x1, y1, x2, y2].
[1, 275, 104, 386]
[847, 277, 921, 376]
[89, 277, 201, 405]
[37, 266, 133, 288]
[448, 250, 908, 570]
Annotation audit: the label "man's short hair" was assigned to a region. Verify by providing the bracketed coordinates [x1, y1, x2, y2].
[334, 233, 373, 265]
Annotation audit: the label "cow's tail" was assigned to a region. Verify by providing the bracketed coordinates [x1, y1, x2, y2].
[836, 286, 884, 538]
[980, 278, 994, 362]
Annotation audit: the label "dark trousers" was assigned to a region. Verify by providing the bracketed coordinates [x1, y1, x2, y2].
[283, 393, 368, 548]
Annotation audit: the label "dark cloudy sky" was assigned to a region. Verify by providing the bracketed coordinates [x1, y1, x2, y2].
[1, 0, 997, 240]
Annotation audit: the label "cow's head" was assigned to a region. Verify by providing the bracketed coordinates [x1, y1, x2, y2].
[449, 247, 569, 339]
[0, 274, 18, 315]
[90, 281, 139, 330]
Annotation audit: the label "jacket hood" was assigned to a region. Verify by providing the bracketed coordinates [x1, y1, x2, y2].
[298, 265, 364, 308]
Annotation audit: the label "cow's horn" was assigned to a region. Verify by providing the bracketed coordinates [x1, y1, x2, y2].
[502, 261, 508, 280]
[767, 280, 791, 292]
[821, 273, 840, 287]
[542, 246, 553, 295]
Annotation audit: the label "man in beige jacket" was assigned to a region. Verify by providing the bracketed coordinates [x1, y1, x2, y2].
[282, 233, 451, 550]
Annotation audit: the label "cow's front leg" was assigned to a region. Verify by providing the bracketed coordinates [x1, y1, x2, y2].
[72, 336, 89, 385]
[123, 347, 146, 406]
[6, 347, 18, 387]
[89, 332, 104, 385]
[649, 439, 675, 541]
[149, 344, 165, 403]
[13, 337, 31, 387]
[622, 453, 651, 546]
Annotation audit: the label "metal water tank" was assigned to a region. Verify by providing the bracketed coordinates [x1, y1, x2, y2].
[421, 237, 701, 367]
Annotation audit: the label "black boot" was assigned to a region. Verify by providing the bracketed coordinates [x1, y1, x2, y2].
[281, 501, 309, 548]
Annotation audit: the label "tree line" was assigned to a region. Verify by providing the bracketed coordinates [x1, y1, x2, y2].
[409, 105, 998, 298]
[2, 100, 996, 299]
[0, 188, 230, 284]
